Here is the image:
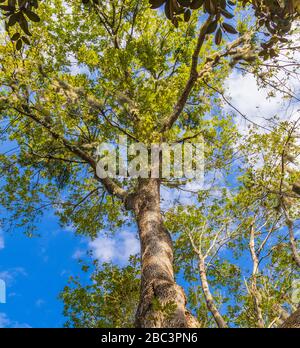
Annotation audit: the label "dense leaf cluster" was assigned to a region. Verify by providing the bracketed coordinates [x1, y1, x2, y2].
[1, 0, 299, 50]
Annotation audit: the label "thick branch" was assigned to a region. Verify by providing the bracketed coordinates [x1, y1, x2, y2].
[161, 16, 213, 133]
[281, 307, 300, 328]
[281, 198, 300, 268]
[161, 27, 252, 132]
[286, 215, 300, 268]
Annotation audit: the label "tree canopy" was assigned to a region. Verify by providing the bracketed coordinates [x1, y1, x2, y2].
[0, 0, 299, 327]
[1, 0, 300, 54]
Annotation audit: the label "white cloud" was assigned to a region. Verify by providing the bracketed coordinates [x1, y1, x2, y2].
[72, 249, 85, 260]
[225, 28, 300, 134]
[0, 268, 27, 286]
[35, 299, 45, 308]
[0, 313, 10, 328]
[90, 238, 116, 262]
[89, 231, 139, 264]
[0, 312, 31, 328]
[160, 184, 199, 210]
[225, 71, 300, 136]
[226, 72, 281, 128]
[68, 53, 90, 76]
[12, 322, 31, 329]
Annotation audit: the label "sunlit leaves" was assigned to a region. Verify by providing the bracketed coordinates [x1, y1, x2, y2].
[60, 259, 140, 328]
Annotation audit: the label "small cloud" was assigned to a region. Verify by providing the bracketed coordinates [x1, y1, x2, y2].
[89, 238, 117, 263]
[35, 299, 45, 308]
[64, 224, 76, 233]
[0, 268, 27, 286]
[72, 249, 85, 260]
[60, 269, 69, 277]
[225, 71, 282, 134]
[161, 186, 198, 209]
[12, 322, 31, 329]
[89, 231, 139, 265]
[0, 312, 31, 328]
[38, 247, 49, 263]
[8, 292, 19, 298]
[0, 313, 10, 328]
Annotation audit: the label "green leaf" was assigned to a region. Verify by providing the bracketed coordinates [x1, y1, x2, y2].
[21, 35, 30, 45]
[222, 22, 238, 34]
[215, 27, 222, 45]
[19, 13, 31, 35]
[206, 19, 218, 34]
[149, 0, 165, 9]
[16, 38, 22, 50]
[11, 32, 20, 41]
[24, 9, 40, 22]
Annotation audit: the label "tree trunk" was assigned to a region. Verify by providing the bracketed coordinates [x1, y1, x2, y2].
[281, 307, 300, 328]
[282, 202, 300, 269]
[286, 219, 300, 268]
[273, 304, 290, 326]
[132, 178, 199, 328]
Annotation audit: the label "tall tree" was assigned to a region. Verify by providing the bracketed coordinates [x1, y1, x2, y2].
[0, 0, 299, 327]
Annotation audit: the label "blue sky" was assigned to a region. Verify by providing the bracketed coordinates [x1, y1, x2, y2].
[0, 214, 86, 328]
[0, 192, 142, 328]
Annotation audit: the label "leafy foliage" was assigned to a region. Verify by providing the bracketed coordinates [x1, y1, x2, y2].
[60, 258, 140, 328]
[0, 0, 299, 328]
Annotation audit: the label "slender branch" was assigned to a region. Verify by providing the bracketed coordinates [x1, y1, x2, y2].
[203, 81, 272, 132]
[161, 29, 252, 133]
[70, 187, 101, 214]
[249, 224, 265, 328]
[257, 216, 280, 256]
[281, 307, 300, 328]
[12, 105, 128, 203]
[187, 229, 228, 328]
[161, 16, 213, 133]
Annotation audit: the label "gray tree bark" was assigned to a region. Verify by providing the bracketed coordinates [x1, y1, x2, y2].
[198, 257, 228, 328]
[281, 307, 300, 328]
[130, 178, 199, 328]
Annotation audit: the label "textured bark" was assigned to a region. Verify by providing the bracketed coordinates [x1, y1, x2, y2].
[198, 257, 227, 328]
[286, 218, 300, 268]
[282, 198, 300, 269]
[281, 307, 300, 328]
[132, 178, 199, 328]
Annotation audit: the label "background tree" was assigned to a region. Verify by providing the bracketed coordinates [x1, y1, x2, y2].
[60, 258, 140, 328]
